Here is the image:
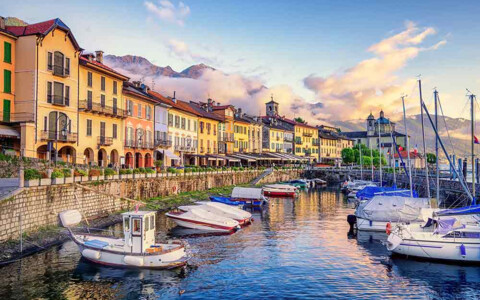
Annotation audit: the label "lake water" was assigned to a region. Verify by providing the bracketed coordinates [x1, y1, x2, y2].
[1, 188, 480, 299]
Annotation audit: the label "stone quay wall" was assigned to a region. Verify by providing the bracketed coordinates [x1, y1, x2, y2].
[0, 169, 303, 242]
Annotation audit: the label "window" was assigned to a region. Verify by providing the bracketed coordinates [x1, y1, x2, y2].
[194, 121, 197, 131]
[2, 99, 10, 122]
[113, 81, 117, 94]
[168, 113, 173, 126]
[3, 42, 11, 63]
[200, 121, 204, 133]
[187, 119, 191, 131]
[132, 219, 141, 235]
[101, 76, 105, 91]
[65, 58, 70, 76]
[126, 100, 133, 116]
[175, 116, 180, 128]
[124, 217, 130, 232]
[86, 119, 92, 136]
[53, 82, 64, 104]
[87, 72, 92, 87]
[43, 116, 48, 131]
[146, 106, 151, 120]
[150, 215, 154, 229]
[53, 51, 65, 76]
[65, 86, 70, 106]
[101, 94, 105, 107]
[145, 216, 149, 231]
[3, 70, 11, 93]
[47, 82, 53, 103]
[181, 117, 185, 129]
[113, 124, 117, 139]
[137, 104, 142, 118]
[47, 52, 53, 70]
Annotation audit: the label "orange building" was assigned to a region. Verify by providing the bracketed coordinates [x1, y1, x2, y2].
[122, 81, 156, 168]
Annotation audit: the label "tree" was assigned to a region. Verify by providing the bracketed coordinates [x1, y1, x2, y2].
[373, 156, 387, 167]
[426, 153, 436, 164]
[362, 156, 372, 166]
[294, 117, 305, 123]
[341, 148, 355, 164]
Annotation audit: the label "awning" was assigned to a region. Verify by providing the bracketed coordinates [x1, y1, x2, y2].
[0, 125, 20, 139]
[225, 155, 241, 162]
[163, 149, 180, 161]
[232, 153, 257, 162]
[207, 154, 226, 161]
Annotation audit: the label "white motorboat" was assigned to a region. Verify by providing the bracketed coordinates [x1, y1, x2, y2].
[59, 210, 188, 269]
[263, 184, 298, 197]
[166, 207, 240, 233]
[313, 178, 327, 186]
[387, 213, 480, 262]
[182, 202, 252, 226]
[354, 196, 431, 232]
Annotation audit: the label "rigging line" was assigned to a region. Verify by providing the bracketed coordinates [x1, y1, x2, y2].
[438, 93, 458, 158]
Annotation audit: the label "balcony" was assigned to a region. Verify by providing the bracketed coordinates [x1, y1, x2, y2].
[303, 132, 313, 137]
[275, 149, 283, 153]
[97, 136, 113, 146]
[295, 139, 302, 145]
[79, 100, 126, 118]
[41, 130, 77, 143]
[284, 136, 293, 142]
[125, 139, 134, 148]
[207, 147, 211, 153]
[219, 133, 234, 142]
[218, 147, 225, 154]
[154, 139, 172, 148]
[144, 141, 154, 149]
[174, 145, 195, 152]
[312, 141, 320, 146]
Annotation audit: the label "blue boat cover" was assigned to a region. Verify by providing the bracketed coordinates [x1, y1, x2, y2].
[436, 205, 480, 216]
[355, 186, 418, 200]
[209, 196, 242, 206]
[84, 239, 109, 249]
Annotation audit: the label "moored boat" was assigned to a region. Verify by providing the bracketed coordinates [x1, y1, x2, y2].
[59, 210, 188, 269]
[263, 184, 298, 197]
[166, 207, 240, 233]
[230, 187, 268, 206]
[180, 202, 252, 225]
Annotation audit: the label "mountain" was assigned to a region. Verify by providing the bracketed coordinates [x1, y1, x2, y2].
[333, 114, 473, 157]
[104, 55, 214, 79]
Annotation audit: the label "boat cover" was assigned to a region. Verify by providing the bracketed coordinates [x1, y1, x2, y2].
[355, 196, 430, 222]
[84, 239, 109, 249]
[355, 186, 418, 200]
[435, 205, 480, 216]
[209, 196, 242, 206]
[232, 187, 263, 199]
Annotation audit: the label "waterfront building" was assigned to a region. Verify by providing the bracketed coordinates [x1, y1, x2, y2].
[7, 18, 81, 163]
[0, 18, 19, 154]
[190, 101, 224, 166]
[122, 81, 156, 168]
[242, 114, 263, 154]
[317, 125, 354, 165]
[78, 52, 129, 167]
[211, 101, 235, 155]
[343, 110, 408, 159]
[261, 117, 293, 153]
[233, 108, 250, 153]
[148, 90, 199, 166]
[153, 97, 171, 163]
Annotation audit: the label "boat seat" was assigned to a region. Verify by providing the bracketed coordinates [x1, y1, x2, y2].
[84, 239, 109, 249]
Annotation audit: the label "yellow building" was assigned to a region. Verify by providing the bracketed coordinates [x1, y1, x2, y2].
[212, 102, 235, 155]
[233, 112, 250, 153]
[318, 125, 354, 165]
[78, 52, 129, 167]
[8, 18, 81, 162]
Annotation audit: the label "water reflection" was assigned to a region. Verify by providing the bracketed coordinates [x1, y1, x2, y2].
[2, 188, 480, 299]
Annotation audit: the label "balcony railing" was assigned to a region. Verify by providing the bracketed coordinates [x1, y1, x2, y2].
[79, 100, 126, 118]
[207, 147, 211, 153]
[154, 139, 172, 148]
[125, 139, 134, 147]
[53, 65, 68, 77]
[174, 145, 195, 152]
[41, 130, 77, 143]
[312, 141, 320, 146]
[218, 147, 225, 154]
[97, 136, 113, 146]
[303, 132, 313, 137]
[219, 133, 234, 142]
[52, 95, 69, 106]
[284, 136, 293, 142]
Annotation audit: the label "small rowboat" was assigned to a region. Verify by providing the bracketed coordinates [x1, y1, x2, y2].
[166, 207, 241, 233]
[181, 202, 253, 226]
[263, 184, 298, 197]
[59, 210, 188, 269]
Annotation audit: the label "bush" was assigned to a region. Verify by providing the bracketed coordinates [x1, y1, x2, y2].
[51, 170, 64, 179]
[74, 169, 88, 177]
[62, 168, 72, 177]
[56, 161, 67, 167]
[167, 167, 177, 173]
[239, 167, 244, 171]
[232, 167, 239, 171]
[89, 169, 102, 177]
[104, 168, 117, 176]
[184, 168, 192, 173]
[154, 160, 163, 167]
[24, 168, 42, 181]
[119, 169, 132, 175]
[145, 168, 155, 174]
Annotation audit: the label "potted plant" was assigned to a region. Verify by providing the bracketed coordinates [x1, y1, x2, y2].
[24, 168, 42, 187]
[74, 169, 88, 182]
[51, 169, 65, 184]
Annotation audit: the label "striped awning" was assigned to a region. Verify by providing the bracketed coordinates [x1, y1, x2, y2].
[0, 125, 20, 139]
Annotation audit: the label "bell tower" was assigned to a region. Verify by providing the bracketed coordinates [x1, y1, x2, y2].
[265, 95, 279, 117]
[366, 112, 375, 137]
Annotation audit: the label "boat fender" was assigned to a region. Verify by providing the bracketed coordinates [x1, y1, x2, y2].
[386, 222, 392, 235]
[460, 244, 466, 257]
[124, 255, 144, 267]
[82, 248, 101, 260]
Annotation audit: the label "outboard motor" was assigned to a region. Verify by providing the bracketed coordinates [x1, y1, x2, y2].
[347, 214, 357, 236]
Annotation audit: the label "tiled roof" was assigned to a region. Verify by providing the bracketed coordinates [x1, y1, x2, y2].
[122, 82, 157, 103]
[148, 90, 201, 116]
[343, 131, 406, 138]
[189, 102, 224, 122]
[262, 117, 293, 131]
[6, 18, 81, 50]
[79, 55, 128, 80]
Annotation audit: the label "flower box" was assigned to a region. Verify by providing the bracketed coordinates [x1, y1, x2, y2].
[24, 179, 40, 187]
[40, 178, 52, 186]
[52, 178, 65, 185]
[64, 177, 74, 184]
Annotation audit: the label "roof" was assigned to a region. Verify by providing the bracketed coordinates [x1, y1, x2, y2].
[79, 54, 129, 80]
[189, 102, 224, 122]
[262, 117, 293, 132]
[0, 28, 17, 39]
[6, 18, 81, 50]
[212, 104, 234, 111]
[377, 116, 394, 125]
[318, 131, 338, 140]
[234, 115, 252, 124]
[343, 131, 406, 138]
[148, 90, 201, 117]
[277, 116, 318, 129]
[394, 150, 423, 159]
[122, 82, 158, 104]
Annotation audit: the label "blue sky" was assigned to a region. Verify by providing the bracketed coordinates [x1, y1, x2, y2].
[3, 0, 480, 120]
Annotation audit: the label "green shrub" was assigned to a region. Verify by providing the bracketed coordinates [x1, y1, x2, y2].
[184, 168, 192, 173]
[167, 167, 176, 173]
[62, 168, 72, 177]
[24, 168, 42, 181]
[74, 169, 88, 176]
[239, 167, 244, 171]
[57, 161, 67, 167]
[51, 170, 64, 179]
[154, 160, 163, 167]
[145, 168, 155, 174]
[232, 167, 239, 171]
[104, 168, 117, 176]
[119, 169, 133, 175]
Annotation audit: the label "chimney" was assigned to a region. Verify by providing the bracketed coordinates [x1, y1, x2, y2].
[0, 17, 5, 30]
[237, 108, 242, 116]
[141, 83, 150, 93]
[172, 91, 177, 103]
[86, 53, 95, 62]
[95, 50, 104, 64]
[132, 81, 141, 88]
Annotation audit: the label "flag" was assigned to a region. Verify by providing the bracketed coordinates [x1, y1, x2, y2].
[398, 146, 403, 151]
[414, 144, 418, 154]
[475, 136, 480, 144]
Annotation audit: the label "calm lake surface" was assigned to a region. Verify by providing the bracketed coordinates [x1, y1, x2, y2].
[1, 188, 480, 299]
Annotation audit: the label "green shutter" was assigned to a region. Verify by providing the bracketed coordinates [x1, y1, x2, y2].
[3, 100, 10, 122]
[4, 42, 11, 63]
[4, 70, 11, 93]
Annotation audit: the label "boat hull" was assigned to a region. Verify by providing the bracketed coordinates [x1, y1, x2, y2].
[167, 214, 238, 233]
[263, 190, 296, 197]
[356, 217, 390, 232]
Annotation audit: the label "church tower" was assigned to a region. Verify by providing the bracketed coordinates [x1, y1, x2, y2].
[265, 95, 279, 117]
[366, 112, 375, 136]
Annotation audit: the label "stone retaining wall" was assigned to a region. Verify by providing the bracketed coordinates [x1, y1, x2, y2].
[0, 169, 303, 242]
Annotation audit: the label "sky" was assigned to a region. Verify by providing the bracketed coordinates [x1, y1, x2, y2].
[3, 0, 480, 123]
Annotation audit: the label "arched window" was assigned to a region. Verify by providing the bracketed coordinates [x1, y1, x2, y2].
[53, 51, 65, 76]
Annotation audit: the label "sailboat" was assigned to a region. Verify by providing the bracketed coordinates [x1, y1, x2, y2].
[387, 90, 480, 262]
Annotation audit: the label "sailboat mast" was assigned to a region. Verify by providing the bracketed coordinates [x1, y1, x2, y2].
[360, 146, 363, 180]
[471, 93, 476, 202]
[378, 119, 383, 187]
[419, 80, 430, 198]
[434, 90, 440, 203]
[389, 120, 396, 186]
[402, 95, 414, 197]
[370, 140, 374, 181]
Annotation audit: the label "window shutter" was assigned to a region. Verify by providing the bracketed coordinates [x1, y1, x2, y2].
[47, 52, 53, 70]
[65, 86, 70, 106]
[65, 57, 70, 75]
[47, 82, 52, 103]
[4, 42, 11, 63]
[3, 70, 11, 93]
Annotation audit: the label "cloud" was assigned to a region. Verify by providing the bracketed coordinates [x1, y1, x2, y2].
[304, 22, 446, 121]
[144, 0, 190, 26]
